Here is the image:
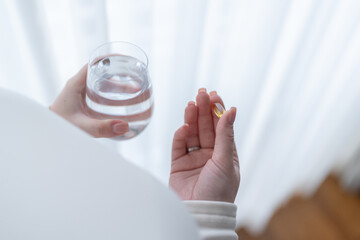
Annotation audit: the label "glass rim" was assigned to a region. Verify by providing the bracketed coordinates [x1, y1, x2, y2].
[88, 41, 149, 68]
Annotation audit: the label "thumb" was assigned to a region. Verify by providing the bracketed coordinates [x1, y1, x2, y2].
[77, 118, 130, 138]
[213, 107, 236, 169]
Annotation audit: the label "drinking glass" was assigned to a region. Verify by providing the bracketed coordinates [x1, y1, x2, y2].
[85, 41, 153, 140]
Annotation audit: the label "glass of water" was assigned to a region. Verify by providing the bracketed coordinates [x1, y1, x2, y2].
[85, 41, 153, 140]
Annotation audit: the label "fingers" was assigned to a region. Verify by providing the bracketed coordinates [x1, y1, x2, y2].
[196, 88, 215, 148]
[184, 101, 200, 149]
[66, 64, 88, 93]
[212, 107, 237, 170]
[76, 117, 129, 138]
[172, 124, 190, 160]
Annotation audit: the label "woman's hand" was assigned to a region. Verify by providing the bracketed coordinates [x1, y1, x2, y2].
[50, 65, 129, 138]
[170, 89, 240, 203]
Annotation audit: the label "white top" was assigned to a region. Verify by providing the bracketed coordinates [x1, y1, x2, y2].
[0, 88, 238, 240]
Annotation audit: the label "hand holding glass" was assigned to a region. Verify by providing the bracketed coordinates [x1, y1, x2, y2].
[85, 42, 153, 140]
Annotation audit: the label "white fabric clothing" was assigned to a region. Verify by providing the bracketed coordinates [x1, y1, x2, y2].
[185, 201, 238, 240]
[0, 88, 201, 240]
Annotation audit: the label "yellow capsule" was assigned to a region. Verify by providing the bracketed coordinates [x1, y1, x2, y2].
[213, 103, 226, 118]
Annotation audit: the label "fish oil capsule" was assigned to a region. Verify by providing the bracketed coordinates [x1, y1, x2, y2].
[213, 103, 226, 118]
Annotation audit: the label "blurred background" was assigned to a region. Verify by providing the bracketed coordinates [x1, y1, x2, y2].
[1, 0, 360, 238]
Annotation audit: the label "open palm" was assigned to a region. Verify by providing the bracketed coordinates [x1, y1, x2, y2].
[169, 89, 240, 203]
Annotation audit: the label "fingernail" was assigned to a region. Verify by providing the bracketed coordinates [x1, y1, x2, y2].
[209, 91, 217, 96]
[198, 88, 207, 93]
[213, 103, 226, 118]
[228, 107, 236, 125]
[113, 122, 129, 134]
[188, 101, 195, 106]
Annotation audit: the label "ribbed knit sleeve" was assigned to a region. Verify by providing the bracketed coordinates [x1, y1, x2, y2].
[184, 201, 238, 240]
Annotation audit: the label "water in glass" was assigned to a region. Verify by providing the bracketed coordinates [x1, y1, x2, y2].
[86, 55, 153, 140]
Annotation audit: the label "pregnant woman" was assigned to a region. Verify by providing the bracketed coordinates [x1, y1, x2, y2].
[51, 65, 240, 240]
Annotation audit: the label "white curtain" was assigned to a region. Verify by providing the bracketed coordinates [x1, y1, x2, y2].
[2, 0, 360, 233]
